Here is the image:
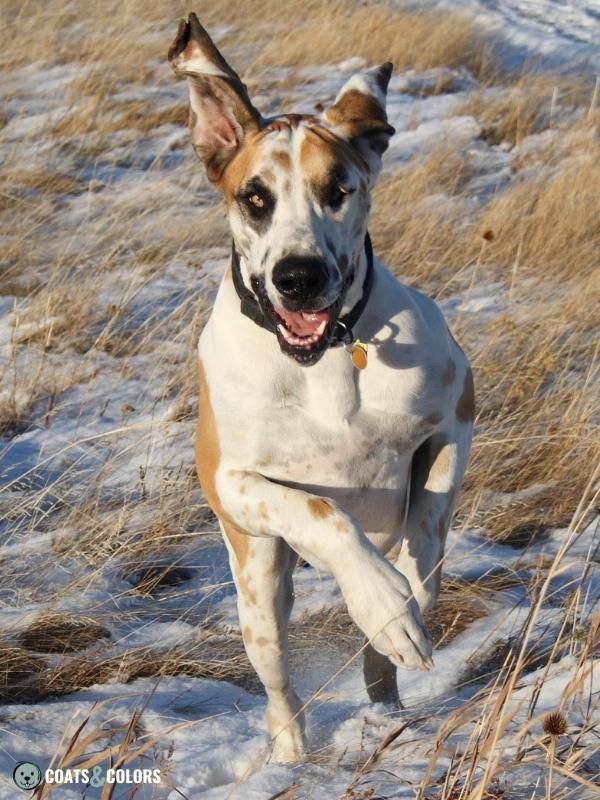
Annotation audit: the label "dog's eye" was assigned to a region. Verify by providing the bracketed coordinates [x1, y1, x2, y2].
[327, 184, 352, 210]
[248, 193, 264, 209]
[241, 188, 273, 218]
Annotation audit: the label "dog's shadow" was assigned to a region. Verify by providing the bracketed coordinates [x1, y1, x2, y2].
[358, 288, 429, 371]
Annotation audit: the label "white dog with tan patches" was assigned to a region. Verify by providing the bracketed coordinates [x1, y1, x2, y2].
[169, 14, 474, 762]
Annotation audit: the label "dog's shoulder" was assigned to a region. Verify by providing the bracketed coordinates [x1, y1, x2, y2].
[365, 263, 461, 357]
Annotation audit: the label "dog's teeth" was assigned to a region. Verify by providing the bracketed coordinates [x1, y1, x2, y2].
[279, 324, 325, 350]
[278, 324, 293, 342]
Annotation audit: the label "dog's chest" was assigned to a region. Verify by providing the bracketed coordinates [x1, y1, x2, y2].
[249, 356, 433, 491]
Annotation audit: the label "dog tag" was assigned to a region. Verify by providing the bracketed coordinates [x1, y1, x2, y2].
[350, 340, 368, 370]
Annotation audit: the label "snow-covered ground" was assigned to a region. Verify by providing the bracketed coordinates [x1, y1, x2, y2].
[414, 0, 600, 70]
[0, 2, 598, 798]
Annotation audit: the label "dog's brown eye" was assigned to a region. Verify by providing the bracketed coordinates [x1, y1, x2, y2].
[238, 181, 275, 225]
[248, 193, 264, 208]
[327, 184, 351, 210]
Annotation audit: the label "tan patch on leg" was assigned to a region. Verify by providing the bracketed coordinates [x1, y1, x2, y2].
[196, 358, 253, 569]
[307, 497, 334, 519]
[256, 636, 269, 648]
[456, 367, 475, 422]
[196, 358, 224, 515]
[428, 439, 451, 481]
[222, 521, 251, 571]
[258, 501, 270, 521]
[237, 570, 257, 606]
[242, 626, 253, 644]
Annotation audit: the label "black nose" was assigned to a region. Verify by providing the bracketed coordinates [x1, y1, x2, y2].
[272, 257, 328, 302]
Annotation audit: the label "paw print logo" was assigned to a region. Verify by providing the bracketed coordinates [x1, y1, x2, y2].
[13, 762, 42, 791]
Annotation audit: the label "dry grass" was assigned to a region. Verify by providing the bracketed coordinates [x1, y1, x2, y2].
[470, 151, 600, 279]
[371, 115, 600, 288]
[254, 3, 493, 81]
[18, 612, 111, 653]
[456, 75, 591, 146]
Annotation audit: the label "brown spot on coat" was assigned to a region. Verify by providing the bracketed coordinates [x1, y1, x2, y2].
[260, 167, 276, 186]
[300, 125, 366, 203]
[324, 89, 394, 153]
[272, 150, 291, 170]
[242, 626, 253, 643]
[456, 367, 475, 422]
[237, 571, 257, 605]
[217, 134, 260, 202]
[308, 497, 334, 519]
[256, 636, 269, 648]
[258, 501, 270, 521]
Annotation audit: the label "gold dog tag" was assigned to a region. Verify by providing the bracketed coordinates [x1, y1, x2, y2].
[350, 340, 368, 370]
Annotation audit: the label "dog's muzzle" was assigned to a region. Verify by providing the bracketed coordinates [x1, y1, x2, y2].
[231, 234, 374, 367]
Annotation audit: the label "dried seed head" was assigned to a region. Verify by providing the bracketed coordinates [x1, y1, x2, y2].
[543, 711, 567, 736]
[482, 229, 495, 242]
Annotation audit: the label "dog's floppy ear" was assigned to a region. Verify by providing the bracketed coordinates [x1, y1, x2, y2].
[323, 63, 395, 178]
[168, 13, 262, 182]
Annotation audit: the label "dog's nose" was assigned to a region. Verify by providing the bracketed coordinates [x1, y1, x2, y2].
[272, 257, 328, 302]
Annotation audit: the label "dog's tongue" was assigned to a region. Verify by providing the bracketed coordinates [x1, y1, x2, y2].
[276, 309, 330, 336]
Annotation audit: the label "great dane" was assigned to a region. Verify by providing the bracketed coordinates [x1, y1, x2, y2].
[168, 13, 474, 762]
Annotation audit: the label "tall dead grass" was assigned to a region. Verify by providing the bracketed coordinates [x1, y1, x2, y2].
[372, 117, 600, 288]
[254, 4, 493, 80]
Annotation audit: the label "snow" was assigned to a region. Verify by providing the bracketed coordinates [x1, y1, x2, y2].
[1, 2, 598, 798]
[411, 0, 600, 70]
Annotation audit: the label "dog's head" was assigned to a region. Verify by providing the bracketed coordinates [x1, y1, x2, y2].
[169, 14, 394, 365]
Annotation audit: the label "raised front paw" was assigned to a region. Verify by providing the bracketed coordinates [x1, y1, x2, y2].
[341, 560, 433, 671]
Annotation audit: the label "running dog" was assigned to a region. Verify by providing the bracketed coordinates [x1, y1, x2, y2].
[168, 14, 474, 762]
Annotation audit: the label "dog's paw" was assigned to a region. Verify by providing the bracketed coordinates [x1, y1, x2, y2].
[267, 691, 306, 763]
[270, 727, 306, 763]
[341, 560, 433, 671]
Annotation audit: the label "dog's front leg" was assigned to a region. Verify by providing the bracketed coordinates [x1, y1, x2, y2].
[221, 523, 304, 762]
[217, 470, 433, 672]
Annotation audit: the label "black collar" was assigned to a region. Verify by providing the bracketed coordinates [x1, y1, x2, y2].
[230, 233, 374, 347]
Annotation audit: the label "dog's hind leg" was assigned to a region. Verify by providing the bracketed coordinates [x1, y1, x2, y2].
[221, 521, 305, 762]
[363, 641, 401, 707]
[394, 411, 473, 614]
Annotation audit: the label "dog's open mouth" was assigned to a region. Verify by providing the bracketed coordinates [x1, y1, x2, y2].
[275, 308, 330, 347]
[248, 276, 339, 365]
[271, 304, 335, 364]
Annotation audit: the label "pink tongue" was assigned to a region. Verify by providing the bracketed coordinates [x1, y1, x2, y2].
[276, 309, 330, 337]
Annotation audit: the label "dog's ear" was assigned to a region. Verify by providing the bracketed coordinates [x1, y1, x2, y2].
[168, 14, 262, 182]
[323, 63, 395, 177]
